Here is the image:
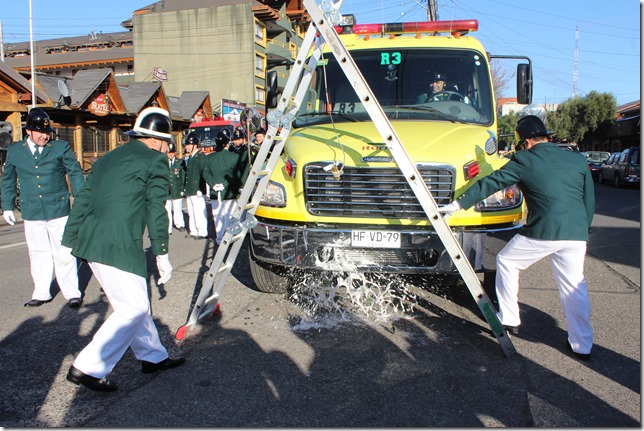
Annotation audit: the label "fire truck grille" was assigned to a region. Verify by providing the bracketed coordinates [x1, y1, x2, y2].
[304, 163, 455, 219]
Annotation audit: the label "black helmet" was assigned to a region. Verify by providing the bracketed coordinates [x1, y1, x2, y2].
[515, 115, 554, 143]
[232, 128, 245, 140]
[25, 108, 53, 133]
[125, 107, 174, 143]
[215, 129, 231, 150]
[431, 72, 447, 82]
[167, 142, 176, 153]
[184, 132, 200, 146]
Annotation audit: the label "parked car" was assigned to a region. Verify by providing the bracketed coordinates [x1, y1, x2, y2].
[598, 147, 640, 187]
[583, 151, 611, 181]
[557, 142, 580, 152]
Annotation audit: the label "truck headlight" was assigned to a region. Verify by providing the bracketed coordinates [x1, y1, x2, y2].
[260, 181, 286, 207]
[474, 185, 522, 212]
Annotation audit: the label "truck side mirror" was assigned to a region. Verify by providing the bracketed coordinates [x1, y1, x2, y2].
[265, 71, 279, 109]
[516, 63, 532, 105]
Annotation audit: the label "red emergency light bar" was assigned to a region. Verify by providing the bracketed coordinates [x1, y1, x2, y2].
[335, 20, 478, 37]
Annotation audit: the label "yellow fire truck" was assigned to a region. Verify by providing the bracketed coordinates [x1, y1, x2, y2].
[249, 18, 532, 293]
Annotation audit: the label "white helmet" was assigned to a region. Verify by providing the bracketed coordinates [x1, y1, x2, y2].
[125, 107, 174, 143]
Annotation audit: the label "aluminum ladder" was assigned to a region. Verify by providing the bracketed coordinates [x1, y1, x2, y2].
[176, 0, 516, 358]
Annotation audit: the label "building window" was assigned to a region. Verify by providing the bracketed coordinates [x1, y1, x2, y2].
[82, 127, 110, 154]
[255, 84, 266, 105]
[254, 19, 266, 47]
[289, 42, 297, 59]
[54, 127, 74, 146]
[296, 24, 306, 39]
[254, 52, 266, 78]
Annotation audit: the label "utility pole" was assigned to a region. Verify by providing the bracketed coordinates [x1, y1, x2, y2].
[0, 21, 4, 62]
[29, 0, 37, 109]
[572, 26, 579, 98]
[427, 0, 438, 21]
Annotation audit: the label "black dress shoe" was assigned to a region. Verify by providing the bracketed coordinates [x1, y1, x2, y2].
[141, 357, 186, 374]
[566, 341, 591, 361]
[24, 298, 53, 307]
[177, 227, 186, 232]
[503, 325, 520, 336]
[68, 298, 83, 309]
[66, 365, 118, 392]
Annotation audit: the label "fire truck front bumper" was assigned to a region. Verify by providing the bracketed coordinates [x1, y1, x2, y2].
[249, 219, 520, 274]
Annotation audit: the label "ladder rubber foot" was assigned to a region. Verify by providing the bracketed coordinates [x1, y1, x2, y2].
[213, 302, 221, 316]
[175, 325, 189, 341]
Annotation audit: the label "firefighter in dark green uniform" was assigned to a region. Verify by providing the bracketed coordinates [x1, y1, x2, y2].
[165, 142, 186, 234]
[1, 108, 85, 308]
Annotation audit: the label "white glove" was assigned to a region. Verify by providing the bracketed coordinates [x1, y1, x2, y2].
[55, 246, 75, 267]
[156, 254, 173, 284]
[3, 210, 15, 225]
[213, 184, 225, 192]
[196, 190, 203, 197]
[439, 201, 461, 218]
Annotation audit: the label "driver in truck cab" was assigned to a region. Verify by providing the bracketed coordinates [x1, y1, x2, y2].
[417, 71, 470, 104]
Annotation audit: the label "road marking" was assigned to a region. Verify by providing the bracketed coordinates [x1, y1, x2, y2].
[0, 241, 27, 250]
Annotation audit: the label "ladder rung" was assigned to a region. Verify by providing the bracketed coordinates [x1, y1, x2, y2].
[244, 202, 257, 211]
[217, 263, 232, 273]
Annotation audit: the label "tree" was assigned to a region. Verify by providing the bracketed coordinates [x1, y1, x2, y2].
[497, 112, 518, 152]
[490, 62, 512, 100]
[548, 91, 616, 149]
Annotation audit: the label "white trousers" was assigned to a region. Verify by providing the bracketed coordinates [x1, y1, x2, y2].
[73, 262, 168, 378]
[165, 198, 185, 232]
[24, 217, 80, 301]
[211, 198, 236, 244]
[496, 234, 593, 354]
[186, 194, 208, 237]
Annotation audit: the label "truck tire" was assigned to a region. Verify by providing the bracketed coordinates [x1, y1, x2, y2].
[248, 249, 290, 294]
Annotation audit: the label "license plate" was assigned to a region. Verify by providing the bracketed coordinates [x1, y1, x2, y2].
[351, 230, 401, 248]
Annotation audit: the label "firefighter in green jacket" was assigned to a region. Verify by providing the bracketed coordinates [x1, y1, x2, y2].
[440, 115, 595, 361]
[203, 129, 249, 245]
[165, 142, 186, 234]
[182, 132, 208, 240]
[1, 108, 85, 308]
[57, 107, 184, 392]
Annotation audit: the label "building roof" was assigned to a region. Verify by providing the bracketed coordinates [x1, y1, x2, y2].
[4, 31, 134, 70]
[67, 68, 113, 108]
[119, 81, 163, 114]
[178, 91, 210, 119]
[36, 74, 70, 107]
[0, 61, 48, 104]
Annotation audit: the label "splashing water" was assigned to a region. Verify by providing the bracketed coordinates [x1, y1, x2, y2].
[288, 248, 420, 330]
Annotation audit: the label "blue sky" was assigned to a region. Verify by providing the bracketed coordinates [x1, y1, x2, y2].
[2, 0, 640, 106]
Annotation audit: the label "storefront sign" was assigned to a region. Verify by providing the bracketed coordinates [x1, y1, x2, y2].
[89, 93, 109, 116]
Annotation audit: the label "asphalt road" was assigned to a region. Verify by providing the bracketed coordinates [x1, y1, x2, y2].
[0, 182, 639, 427]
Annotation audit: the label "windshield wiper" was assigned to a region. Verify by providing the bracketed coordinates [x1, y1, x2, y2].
[298, 112, 360, 122]
[389, 105, 467, 124]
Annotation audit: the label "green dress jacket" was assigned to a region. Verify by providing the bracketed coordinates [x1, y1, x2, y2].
[61, 140, 170, 278]
[1, 139, 84, 220]
[457, 142, 595, 241]
[203, 149, 249, 201]
[183, 151, 207, 197]
[168, 156, 186, 200]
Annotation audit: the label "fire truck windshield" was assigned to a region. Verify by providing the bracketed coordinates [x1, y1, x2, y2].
[295, 49, 494, 127]
[189, 125, 234, 147]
